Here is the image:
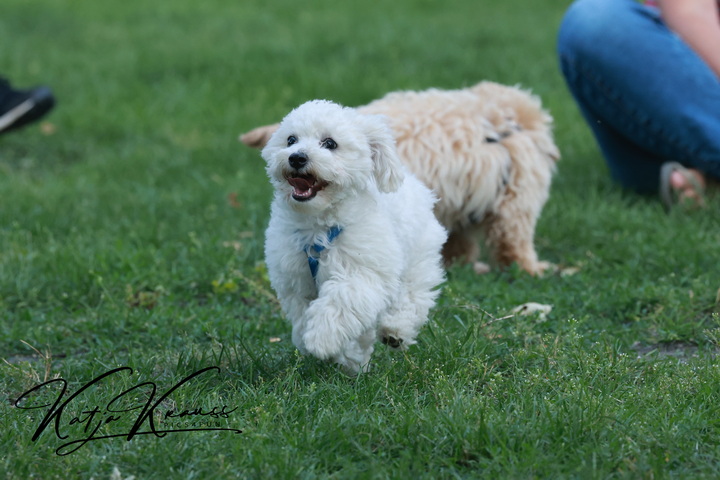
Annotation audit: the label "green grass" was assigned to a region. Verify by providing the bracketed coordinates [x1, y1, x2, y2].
[2, 0, 720, 478]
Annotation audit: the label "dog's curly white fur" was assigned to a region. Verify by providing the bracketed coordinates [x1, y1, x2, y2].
[262, 100, 446, 374]
[244, 82, 559, 276]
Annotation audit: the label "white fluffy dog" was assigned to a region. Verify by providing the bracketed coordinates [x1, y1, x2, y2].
[262, 100, 447, 374]
[243, 82, 560, 275]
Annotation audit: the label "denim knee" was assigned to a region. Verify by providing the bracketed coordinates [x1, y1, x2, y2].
[558, 0, 645, 62]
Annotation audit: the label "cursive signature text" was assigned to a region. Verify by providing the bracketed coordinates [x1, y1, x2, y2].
[14, 366, 242, 456]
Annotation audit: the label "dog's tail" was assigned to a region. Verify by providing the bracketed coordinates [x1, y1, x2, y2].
[470, 82, 560, 164]
[239, 123, 280, 149]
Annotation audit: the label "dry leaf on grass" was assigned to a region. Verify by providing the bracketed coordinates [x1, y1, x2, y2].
[511, 302, 553, 321]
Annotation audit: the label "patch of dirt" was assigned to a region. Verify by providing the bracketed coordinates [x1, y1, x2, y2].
[631, 341, 716, 362]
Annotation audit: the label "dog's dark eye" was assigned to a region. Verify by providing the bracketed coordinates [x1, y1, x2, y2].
[287, 135, 298, 147]
[321, 138, 337, 150]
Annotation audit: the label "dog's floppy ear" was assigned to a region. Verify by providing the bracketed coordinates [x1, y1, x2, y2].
[362, 115, 404, 193]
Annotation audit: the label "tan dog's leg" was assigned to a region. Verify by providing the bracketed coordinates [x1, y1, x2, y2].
[442, 228, 491, 274]
[483, 135, 554, 276]
[442, 230, 478, 265]
[482, 211, 550, 276]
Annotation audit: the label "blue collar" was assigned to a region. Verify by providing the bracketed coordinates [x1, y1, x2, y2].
[304, 226, 343, 280]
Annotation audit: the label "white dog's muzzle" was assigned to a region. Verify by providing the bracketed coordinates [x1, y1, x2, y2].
[285, 152, 329, 202]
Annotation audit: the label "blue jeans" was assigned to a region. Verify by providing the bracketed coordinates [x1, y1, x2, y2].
[557, 0, 720, 193]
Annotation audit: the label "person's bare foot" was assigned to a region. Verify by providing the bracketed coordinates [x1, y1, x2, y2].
[660, 162, 707, 211]
[669, 168, 706, 208]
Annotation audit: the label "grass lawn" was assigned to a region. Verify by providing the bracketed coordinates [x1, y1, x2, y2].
[2, 0, 720, 478]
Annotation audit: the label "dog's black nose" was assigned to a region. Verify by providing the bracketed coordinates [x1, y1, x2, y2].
[289, 151, 308, 170]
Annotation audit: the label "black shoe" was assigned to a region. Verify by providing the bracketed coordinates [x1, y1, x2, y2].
[0, 79, 56, 135]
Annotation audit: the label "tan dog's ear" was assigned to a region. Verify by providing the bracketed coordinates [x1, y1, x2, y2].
[362, 115, 404, 193]
[239, 124, 280, 149]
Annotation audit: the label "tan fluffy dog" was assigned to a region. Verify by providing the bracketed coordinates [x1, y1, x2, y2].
[241, 82, 560, 275]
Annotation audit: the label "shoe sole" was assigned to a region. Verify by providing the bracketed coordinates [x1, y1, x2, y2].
[0, 98, 36, 131]
[0, 87, 55, 134]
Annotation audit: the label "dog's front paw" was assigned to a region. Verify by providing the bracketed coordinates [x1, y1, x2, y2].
[335, 352, 371, 375]
[302, 326, 346, 360]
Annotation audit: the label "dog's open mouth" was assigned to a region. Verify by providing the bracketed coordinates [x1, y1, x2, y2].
[287, 174, 328, 202]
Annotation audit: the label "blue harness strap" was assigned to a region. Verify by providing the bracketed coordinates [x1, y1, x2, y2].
[304, 226, 343, 280]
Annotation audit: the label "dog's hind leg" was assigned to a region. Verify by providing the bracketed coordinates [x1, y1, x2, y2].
[482, 210, 551, 276]
[483, 134, 555, 276]
[442, 227, 492, 274]
[377, 292, 422, 350]
[441, 229, 479, 265]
